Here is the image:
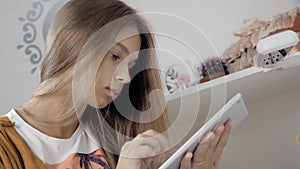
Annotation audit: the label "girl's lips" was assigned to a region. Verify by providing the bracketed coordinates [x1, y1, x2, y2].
[106, 87, 120, 99]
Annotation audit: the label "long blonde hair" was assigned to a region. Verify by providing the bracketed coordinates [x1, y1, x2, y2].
[36, 0, 170, 168]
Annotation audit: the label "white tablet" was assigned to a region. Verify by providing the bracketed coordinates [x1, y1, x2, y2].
[159, 93, 248, 169]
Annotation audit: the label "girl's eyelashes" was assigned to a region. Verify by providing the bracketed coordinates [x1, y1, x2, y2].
[110, 53, 120, 62]
[109, 50, 137, 69]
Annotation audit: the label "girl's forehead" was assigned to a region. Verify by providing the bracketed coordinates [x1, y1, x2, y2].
[113, 35, 141, 58]
[115, 26, 140, 43]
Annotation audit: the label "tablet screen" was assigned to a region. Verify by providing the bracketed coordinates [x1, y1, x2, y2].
[159, 93, 248, 169]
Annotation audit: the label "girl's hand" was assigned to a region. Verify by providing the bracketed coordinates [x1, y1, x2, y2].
[180, 120, 233, 169]
[116, 129, 169, 169]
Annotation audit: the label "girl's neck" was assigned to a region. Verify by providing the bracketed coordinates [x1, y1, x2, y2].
[16, 95, 80, 139]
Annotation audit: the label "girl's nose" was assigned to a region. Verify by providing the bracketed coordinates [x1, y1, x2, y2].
[115, 66, 131, 84]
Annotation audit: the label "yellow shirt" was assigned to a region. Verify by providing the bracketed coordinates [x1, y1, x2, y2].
[0, 116, 47, 169]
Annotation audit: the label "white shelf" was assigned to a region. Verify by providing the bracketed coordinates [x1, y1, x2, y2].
[166, 52, 300, 112]
[165, 52, 300, 142]
[165, 66, 264, 102]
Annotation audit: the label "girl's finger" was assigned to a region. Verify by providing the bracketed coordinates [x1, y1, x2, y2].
[213, 120, 233, 167]
[143, 129, 170, 152]
[205, 124, 224, 159]
[192, 132, 214, 163]
[137, 130, 169, 153]
[180, 152, 193, 169]
[215, 120, 233, 154]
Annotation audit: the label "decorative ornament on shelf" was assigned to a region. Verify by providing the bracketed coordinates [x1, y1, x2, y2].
[165, 64, 192, 94]
[255, 30, 299, 68]
[223, 7, 300, 73]
[198, 57, 229, 83]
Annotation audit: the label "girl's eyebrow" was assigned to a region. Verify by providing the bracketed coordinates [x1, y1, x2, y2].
[114, 42, 129, 55]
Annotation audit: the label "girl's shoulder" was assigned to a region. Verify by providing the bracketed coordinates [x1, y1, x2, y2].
[0, 114, 47, 169]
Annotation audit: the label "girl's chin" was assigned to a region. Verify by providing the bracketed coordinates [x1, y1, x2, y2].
[95, 98, 112, 108]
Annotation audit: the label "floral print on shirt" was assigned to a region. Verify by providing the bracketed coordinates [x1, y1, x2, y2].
[46, 149, 111, 169]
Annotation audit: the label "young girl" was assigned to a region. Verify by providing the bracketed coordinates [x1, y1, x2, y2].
[0, 0, 232, 168]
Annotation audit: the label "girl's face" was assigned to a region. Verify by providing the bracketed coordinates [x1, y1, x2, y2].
[93, 27, 141, 108]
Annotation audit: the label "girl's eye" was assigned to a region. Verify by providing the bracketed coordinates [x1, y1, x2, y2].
[111, 53, 120, 62]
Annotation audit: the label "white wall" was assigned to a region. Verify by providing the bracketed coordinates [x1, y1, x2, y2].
[0, 1, 299, 168]
[220, 87, 300, 169]
[124, 0, 299, 61]
[0, 0, 299, 114]
[0, 0, 68, 114]
[123, 0, 299, 93]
